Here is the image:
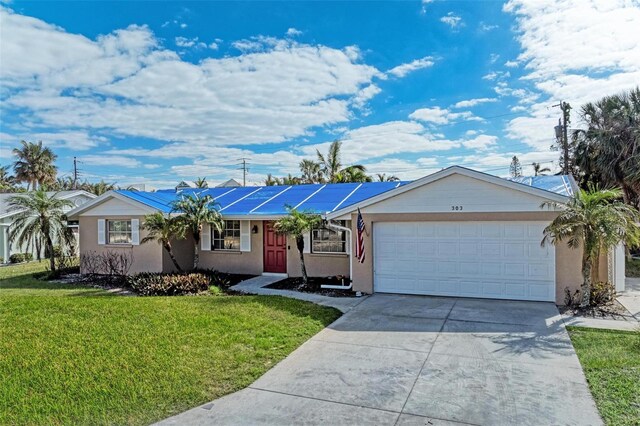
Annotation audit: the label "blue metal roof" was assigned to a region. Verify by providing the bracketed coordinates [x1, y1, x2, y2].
[116, 174, 574, 217]
[117, 181, 408, 217]
[508, 175, 576, 197]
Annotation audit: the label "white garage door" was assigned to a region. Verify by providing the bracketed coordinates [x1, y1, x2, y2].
[373, 222, 555, 302]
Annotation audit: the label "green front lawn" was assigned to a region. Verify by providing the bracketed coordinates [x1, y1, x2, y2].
[568, 327, 640, 425]
[0, 262, 340, 425]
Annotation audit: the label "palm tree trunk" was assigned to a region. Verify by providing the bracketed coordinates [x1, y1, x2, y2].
[163, 242, 183, 272]
[193, 244, 199, 270]
[580, 251, 593, 308]
[46, 234, 56, 272]
[296, 235, 309, 287]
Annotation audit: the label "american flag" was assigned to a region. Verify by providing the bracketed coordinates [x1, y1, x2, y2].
[356, 208, 366, 263]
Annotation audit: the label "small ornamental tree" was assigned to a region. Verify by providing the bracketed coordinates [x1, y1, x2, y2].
[510, 156, 522, 177]
[274, 208, 322, 288]
[542, 187, 640, 307]
[171, 193, 223, 269]
[141, 212, 186, 272]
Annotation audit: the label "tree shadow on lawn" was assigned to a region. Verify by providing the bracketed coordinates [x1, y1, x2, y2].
[247, 294, 342, 326]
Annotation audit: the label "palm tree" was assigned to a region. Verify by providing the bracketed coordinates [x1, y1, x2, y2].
[274, 208, 322, 288]
[194, 177, 208, 188]
[264, 174, 281, 186]
[299, 160, 324, 184]
[316, 140, 370, 183]
[532, 162, 551, 176]
[335, 165, 372, 183]
[85, 180, 116, 196]
[0, 165, 17, 193]
[376, 173, 400, 182]
[7, 189, 74, 272]
[542, 187, 640, 307]
[171, 193, 223, 269]
[141, 212, 186, 272]
[12, 140, 57, 190]
[317, 140, 343, 183]
[573, 87, 640, 207]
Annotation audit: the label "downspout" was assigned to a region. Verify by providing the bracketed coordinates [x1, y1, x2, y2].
[320, 218, 353, 290]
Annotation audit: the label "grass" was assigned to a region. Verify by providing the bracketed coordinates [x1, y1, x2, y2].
[0, 262, 341, 425]
[568, 327, 640, 425]
[626, 257, 640, 278]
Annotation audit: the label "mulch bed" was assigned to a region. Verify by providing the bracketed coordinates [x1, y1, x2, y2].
[559, 300, 636, 321]
[265, 276, 356, 298]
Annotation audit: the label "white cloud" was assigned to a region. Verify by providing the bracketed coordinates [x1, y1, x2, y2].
[504, 60, 519, 68]
[387, 56, 435, 78]
[489, 53, 500, 64]
[1, 130, 103, 150]
[81, 155, 142, 168]
[420, 0, 435, 15]
[363, 158, 440, 180]
[452, 97, 496, 108]
[460, 134, 498, 151]
[409, 107, 482, 125]
[479, 22, 499, 32]
[503, 0, 640, 150]
[286, 27, 302, 37]
[0, 7, 382, 150]
[440, 12, 464, 29]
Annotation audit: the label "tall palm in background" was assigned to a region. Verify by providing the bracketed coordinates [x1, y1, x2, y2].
[172, 193, 223, 269]
[141, 212, 186, 272]
[299, 160, 324, 184]
[194, 177, 208, 188]
[376, 173, 400, 182]
[542, 187, 640, 307]
[335, 165, 371, 183]
[573, 87, 640, 207]
[12, 141, 57, 190]
[532, 162, 551, 176]
[316, 140, 369, 183]
[0, 165, 17, 193]
[7, 189, 74, 272]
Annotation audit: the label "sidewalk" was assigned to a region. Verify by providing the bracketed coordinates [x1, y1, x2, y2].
[617, 277, 640, 320]
[230, 275, 368, 313]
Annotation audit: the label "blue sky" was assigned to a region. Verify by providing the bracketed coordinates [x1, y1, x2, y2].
[1, 0, 638, 187]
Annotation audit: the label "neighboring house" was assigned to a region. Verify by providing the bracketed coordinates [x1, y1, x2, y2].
[67, 166, 626, 304]
[0, 190, 96, 262]
[216, 179, 242, 188]
[175, 181, 197, 190]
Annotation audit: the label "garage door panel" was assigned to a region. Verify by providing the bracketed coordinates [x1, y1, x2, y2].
[374, 221, 555, 302]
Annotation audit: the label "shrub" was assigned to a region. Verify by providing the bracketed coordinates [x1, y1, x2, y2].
[209, 285, 223, 296]
[23, 252, 33, 262]
[590, 281, 616, 307]
[80, 250, 134, 276]
[9, 253, 25, 263]
[127, 273, 211, 296]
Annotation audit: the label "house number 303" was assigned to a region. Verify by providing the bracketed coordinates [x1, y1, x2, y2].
[451, 205, 463, 211]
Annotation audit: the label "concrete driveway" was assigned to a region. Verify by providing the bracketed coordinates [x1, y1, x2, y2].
[158, 294, 602, 426]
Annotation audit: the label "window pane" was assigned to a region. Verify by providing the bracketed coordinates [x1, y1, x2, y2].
[212, 220, 241, 250]
[311, 220, 346, 253]
[107, 220, 132, 244]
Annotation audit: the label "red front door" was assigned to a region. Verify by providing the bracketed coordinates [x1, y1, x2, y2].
[263, 221, 287, 273]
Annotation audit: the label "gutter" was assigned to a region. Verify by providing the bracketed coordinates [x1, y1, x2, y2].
[320, 218, 353, 290]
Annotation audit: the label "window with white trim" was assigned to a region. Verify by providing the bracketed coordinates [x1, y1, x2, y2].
[312, 220, 347, 254]
[212, 220, 241, 250]
[107, 220, 132, 244]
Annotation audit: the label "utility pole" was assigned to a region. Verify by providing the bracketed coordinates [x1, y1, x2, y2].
[238, 158, 249, 187]
[553, 101, 571, 175]
[72, 156, 78, 189]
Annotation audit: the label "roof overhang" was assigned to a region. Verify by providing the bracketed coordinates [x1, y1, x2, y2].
[66, 190, 160, 219]
[325, 166, 570, 220]
[0, 190, 97, 220]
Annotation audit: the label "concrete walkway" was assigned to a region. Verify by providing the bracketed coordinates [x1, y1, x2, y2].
[230, 275, 368, 313]
[618, 277, 640, 320]
[158, 295, 602, 426]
